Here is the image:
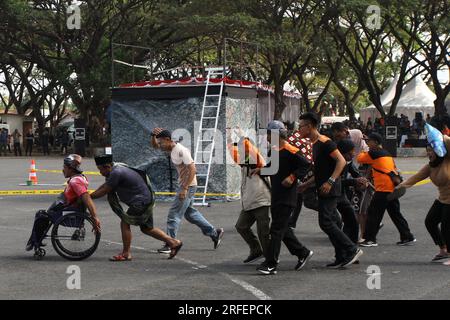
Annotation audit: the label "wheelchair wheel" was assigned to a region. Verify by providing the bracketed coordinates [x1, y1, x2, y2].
[51, 212, 101, 261]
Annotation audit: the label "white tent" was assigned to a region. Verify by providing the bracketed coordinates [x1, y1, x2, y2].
[360, 75, 436, 123]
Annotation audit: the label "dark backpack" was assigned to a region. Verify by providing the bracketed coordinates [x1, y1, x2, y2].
[372, 167, 403, 186]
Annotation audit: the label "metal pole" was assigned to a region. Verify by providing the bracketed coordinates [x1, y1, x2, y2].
[132, 48, 135, 83]
[111, 43, 115, 88]
[223, 38, 227, 77]
[240, 41, 243, 84]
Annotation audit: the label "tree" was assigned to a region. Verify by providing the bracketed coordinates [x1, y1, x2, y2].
[386, 0, 450, 115]
[320, 0, 418, 119]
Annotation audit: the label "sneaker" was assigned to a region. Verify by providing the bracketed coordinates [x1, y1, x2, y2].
[257, 263, 277, 275]
[431, 254, 450, 263]
[25, 242, 33, 252]
[326, 260, 343, 269]
[213, 228, 224, 249]
[341, 249, 363, 268]
[244, 252, 263, 264]
[359, 240, 378, 247]
[295, 250, 314, 271]
[157, 244, 171, 254]
[396, 238, 416, 246]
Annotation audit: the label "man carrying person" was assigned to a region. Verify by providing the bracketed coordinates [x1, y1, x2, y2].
[227, 128, 271, 264]
[90, 154, 183, 261]
[252, 121, 314, 275]
[331, 122, 369, 165]
[357, 133, 416, 247]
[151, 128, 224, 253]
[298, 112, 363, 268]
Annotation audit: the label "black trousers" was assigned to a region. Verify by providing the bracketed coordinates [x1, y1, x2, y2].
[42, 143, 50, 155]
[25, 141, 33, 156]
[364, 192, 414, 242]
[425, 200, 450, 249]
[337, 194, 359, 244]
[265, 204, 310, 267]
[14, 143, 22, 156]
[318, 196, 357, 262]
[288, 193, 303, 228]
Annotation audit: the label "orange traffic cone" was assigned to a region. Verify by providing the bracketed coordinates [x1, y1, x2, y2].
[28, 159, 38, 185]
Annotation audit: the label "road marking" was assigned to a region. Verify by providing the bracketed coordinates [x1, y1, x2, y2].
[219, 272, 272, 300]
[101, 238, 270, 300]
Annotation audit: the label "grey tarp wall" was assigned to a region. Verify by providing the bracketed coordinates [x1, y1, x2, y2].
[111, 86, 258, 199]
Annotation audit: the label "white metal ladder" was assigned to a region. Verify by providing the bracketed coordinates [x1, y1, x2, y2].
[193, 67, 225, 206]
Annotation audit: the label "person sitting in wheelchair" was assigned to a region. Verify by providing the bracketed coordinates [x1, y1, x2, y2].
[26, 154, 101, 252]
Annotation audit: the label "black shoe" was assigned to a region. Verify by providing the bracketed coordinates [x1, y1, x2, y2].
[213, 228, 224, 249]
[341, 249, 363, 268]
[295, 250, 314, 271]
[244, 252, 263, 263]
[431, 254, 450, 263]
[359, 240, 378, 247]
[378, 222, 384, 230]
[25, 242, 33, 252]
[396, 238, 416, 246]
[326, 260, 343, 269]
[157, 244, 171, 254]
[257, 263, 277, 275]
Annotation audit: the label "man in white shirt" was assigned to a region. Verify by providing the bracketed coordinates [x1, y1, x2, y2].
[151, 128, 224, 253]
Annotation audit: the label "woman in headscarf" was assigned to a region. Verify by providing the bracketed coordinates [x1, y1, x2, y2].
[396, 133, 450, 264]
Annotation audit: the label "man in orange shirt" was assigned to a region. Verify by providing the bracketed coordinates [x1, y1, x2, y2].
[357, 133, 415, 247]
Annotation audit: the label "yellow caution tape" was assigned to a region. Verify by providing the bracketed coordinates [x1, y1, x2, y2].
[0, 190, 63, 196]
[0, 189, 239, 197]
[36, 169, 101, 176]
[414, 179, 431, 186]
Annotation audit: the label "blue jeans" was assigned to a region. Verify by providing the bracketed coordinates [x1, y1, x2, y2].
[167, 186, 217, 239]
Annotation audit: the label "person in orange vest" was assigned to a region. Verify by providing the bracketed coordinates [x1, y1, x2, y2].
[227, 130, 271, 264]
[357, 133, 415, 247]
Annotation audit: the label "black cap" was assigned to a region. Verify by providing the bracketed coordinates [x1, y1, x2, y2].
[156, 129, 172, 139]
[366, 133, 383, 145]
[337, 139, 355, 154]
[95, 154, 113, 166]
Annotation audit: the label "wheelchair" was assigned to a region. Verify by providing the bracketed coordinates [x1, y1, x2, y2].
[30, 201, 101, 261]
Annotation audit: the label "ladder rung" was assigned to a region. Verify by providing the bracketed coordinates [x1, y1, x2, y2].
[206, 95, 221, 97]
[202, 117, 216, 119]
[196, 174, 208, 177]
[199, 139, 214, 142]
[201, 128, 215, 131]
[195, 186, 206, 189]
[204, 106, 218, 108]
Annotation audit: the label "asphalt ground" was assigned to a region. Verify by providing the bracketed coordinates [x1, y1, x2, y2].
[0, 156, 449, 300]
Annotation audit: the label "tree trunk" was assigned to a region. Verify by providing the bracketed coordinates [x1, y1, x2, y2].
[273, 82, 286, 120]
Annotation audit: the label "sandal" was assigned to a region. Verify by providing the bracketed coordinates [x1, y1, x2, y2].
[168, 242, 183, 259]
[109, 254, 132, 262]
